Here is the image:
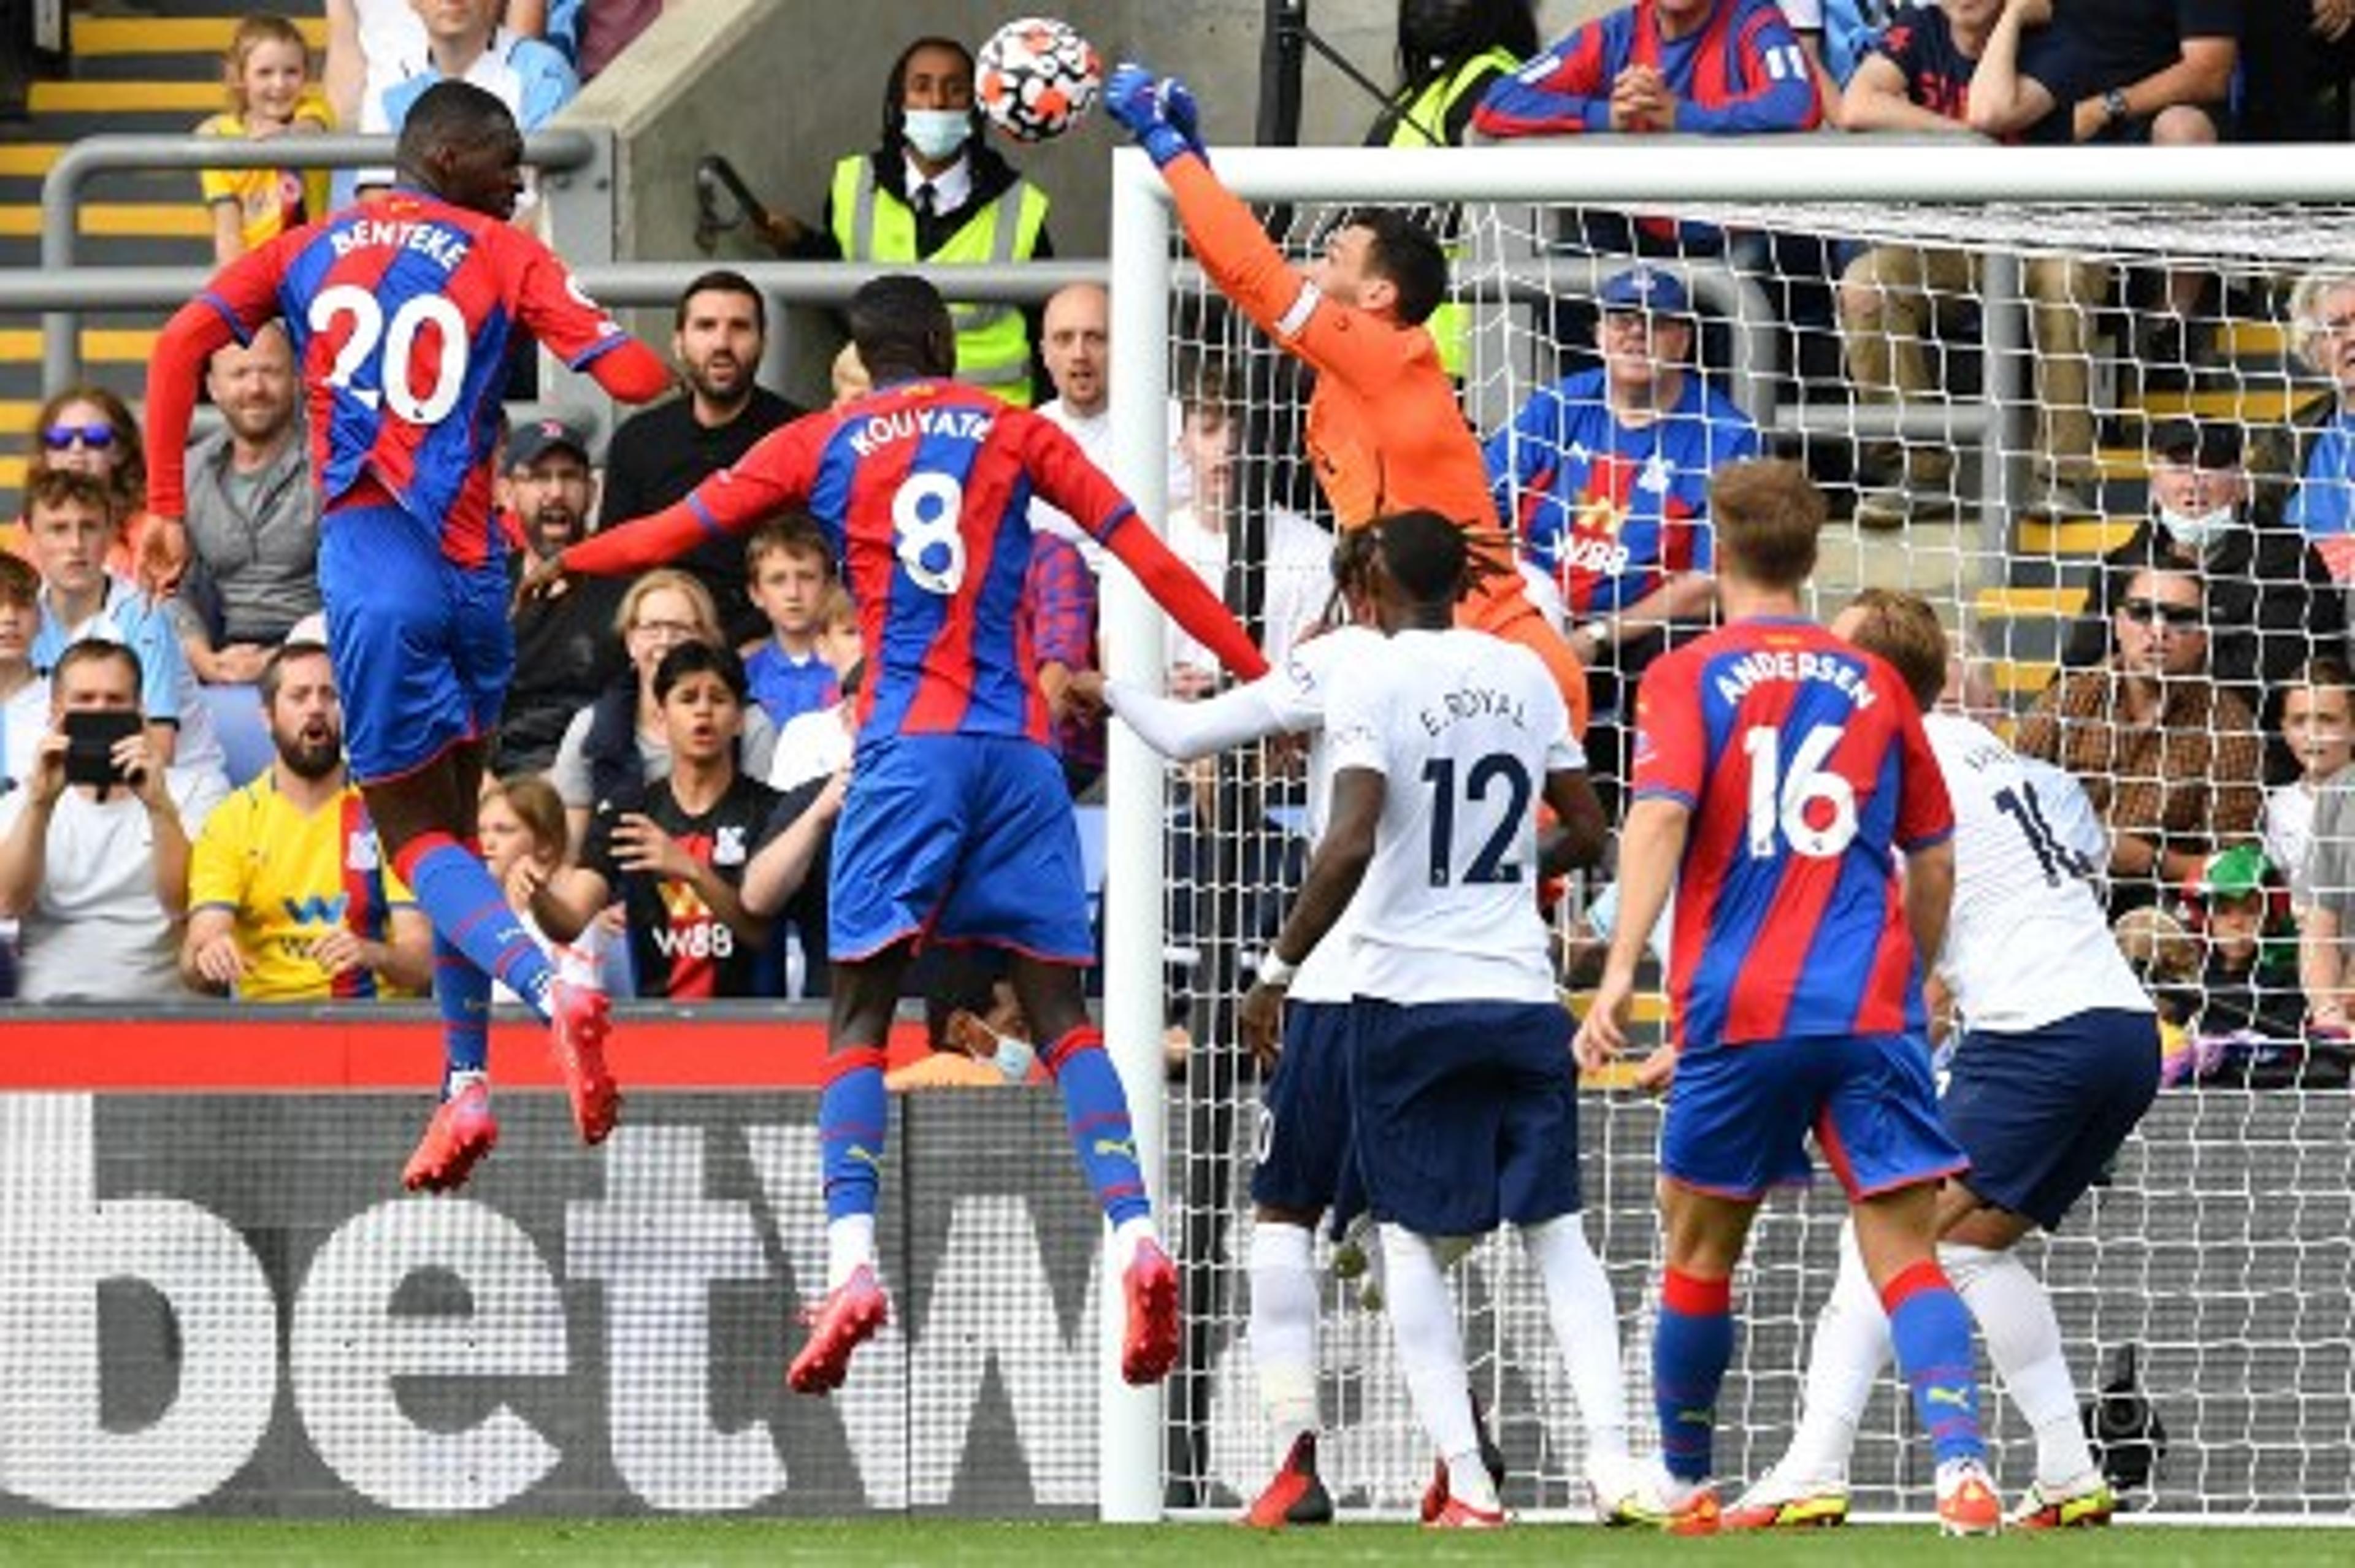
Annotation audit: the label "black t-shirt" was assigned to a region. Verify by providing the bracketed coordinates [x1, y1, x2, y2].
[582, 772, 784, 998]
[1874, 3, 1977, 122]
[597, 386, 805, 645]
[2018, 0, 2240, 110]
[500, 556, 627, 774]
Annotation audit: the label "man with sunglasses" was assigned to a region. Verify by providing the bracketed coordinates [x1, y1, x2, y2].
[2018, 549, 2265, 916]
[2058, 417, 2344, 732]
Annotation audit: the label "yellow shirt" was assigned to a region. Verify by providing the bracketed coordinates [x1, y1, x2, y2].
[188, 772, 418, 1000]
[196, 90, 334, 253]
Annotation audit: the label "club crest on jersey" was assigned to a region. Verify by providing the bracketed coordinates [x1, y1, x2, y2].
[847, 405, 995, 458]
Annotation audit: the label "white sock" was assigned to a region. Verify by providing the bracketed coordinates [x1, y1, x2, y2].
[1112, 1215, 1158, 1273]
[1943, 1241, 2094, 1487]
[826, 1214, 876, 1291]
[1380, 1223, 1495, 1512]
[1783, 1222, 1889, 1483]
[1521, 1214, 1629, 1459]
[444, 1068, 488, 1100]
[1249, 1222, 1320, 1461]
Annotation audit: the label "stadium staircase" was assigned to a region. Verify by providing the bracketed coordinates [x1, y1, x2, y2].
[0, 3, 308, 514]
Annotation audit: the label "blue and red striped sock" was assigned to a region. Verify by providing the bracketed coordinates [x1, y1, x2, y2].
[394, 832, 555, 1022]
[1883, 1259, 1987, 1466]
[432, 930, 491, 1095]
[818, 1046, 890, 1222]
[1653, 1267, 1734, 1483]
[1043, 1025, 1150, 1229]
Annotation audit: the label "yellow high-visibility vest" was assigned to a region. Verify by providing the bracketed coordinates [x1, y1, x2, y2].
[830, 154, 1050, 405]
[1384, 48, 1519, 380]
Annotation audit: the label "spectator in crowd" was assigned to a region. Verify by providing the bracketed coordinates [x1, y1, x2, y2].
[7, 386, 180, 596]
[479, 770, 624, 999]
[22, 470, 229, 803]
[498, 416, 625, 774]
[743, 516, 841, 729]
[2238, 0, 2355, 143]
[1966, 0, 2237, 356]
[172, 324, 321, 684]
[2296, 729, 2355, 1031]
[600, 270, 802, 644]
[547, 568, 778, 847]
[2059, 418, 2346, 726]
[1367, 0, 1540, 376]
[1484, 265, 1747, 795]
[0, 641, 208, 1002]
[560, 0, 665, 82]
[2181, 842, 2308, 1044]
[830, 342, 871, 407]
[180, 641, 431, 1000]
[1031, 529, 1103, 797]
[2286, 268, 2355, 580]
[2019, 554, 2265, 914]
[2266, 657, 2352, 905]
[1472, 0, 1822, 141]
[767, 586, 861, 795]
[326, 0, 426, 191]
[1165, 356, 1333, 688]
[528, 641, 786, 999]
[745, 754, 849, 1004]
[372, 0, 575, 164]
[1836, 0, 2105, 526]
[761, 37, 1055, 406]
[0, 555, 43, 794]
[1028, 282, 1192, 562]
[196, 13, 334, 265]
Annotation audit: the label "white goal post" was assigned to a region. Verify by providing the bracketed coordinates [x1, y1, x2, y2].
[1097, 139, 2355, 1525]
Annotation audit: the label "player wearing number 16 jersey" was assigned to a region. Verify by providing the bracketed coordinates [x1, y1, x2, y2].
[144, 83, 676, 1191]
[1574, 461, 1997, 1535]
[551, 274, 1269, 1398]
[1728, 590, 2158, 1534]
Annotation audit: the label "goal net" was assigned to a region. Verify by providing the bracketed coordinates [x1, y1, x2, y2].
[1101, 142, 2355, 1523]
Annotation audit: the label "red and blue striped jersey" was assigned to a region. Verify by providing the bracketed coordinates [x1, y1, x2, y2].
[677, 379, 1135, 747]
[1472, 0, 1820, 138]
[1631, 616, 1951, 1050]
[189, 191, 630, 568]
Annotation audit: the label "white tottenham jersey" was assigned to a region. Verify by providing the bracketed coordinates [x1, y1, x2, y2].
[1927, 712, 2152, 1033]
[1323, 627, 1579, 1006]
[1258, 625, 1383, 1006]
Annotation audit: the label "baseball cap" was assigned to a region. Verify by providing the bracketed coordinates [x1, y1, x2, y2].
[2194, 843, 2271, 902]
[1598, 266, 1691, 315]
[507, 416, 592, 470]
[2150, 416, 2242, 468]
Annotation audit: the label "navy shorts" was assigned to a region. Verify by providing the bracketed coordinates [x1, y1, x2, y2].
[318, 509, 515, 783]
[1252, 999, 1352, 1214]
[1346, 996, 1580, 1236]
[827, 733, 1093, 963]
[1663, 1032, 1967, 1203]
[1943, 1006, 2160, 1231]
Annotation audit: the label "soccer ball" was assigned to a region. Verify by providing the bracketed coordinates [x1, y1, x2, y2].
[976, 17, 1101, 142]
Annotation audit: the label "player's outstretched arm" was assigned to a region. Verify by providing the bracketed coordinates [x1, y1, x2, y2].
[580, 337, 676, 404]
[1901, 837, 1956, 984]
[564, 422, 815, 579]
[145, 299, 244, 519]
[1099, 514, 1269, 682]
[1102, 676, 1288, 762]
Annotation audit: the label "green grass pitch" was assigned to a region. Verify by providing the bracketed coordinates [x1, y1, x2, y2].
[0, 1520, 2339, 1566]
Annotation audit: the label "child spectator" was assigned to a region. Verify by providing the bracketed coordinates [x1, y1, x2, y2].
[0, 555, 44, 998]
[742, 516, 840, 729]
[767, 590, 860, 795]
[2270, 657, 2355, 909]
[2187, 844, 2307, 1043]
[528, 641, 787, 1000]
[479, 771, 623, 1000]
[196, 14, 334, 265]
[8, 387, 182, 597]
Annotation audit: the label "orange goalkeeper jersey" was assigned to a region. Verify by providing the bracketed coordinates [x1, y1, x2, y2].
[1165, 156, 1589, 732]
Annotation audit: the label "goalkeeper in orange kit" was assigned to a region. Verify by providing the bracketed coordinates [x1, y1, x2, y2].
[1105, 63, 1589, 735]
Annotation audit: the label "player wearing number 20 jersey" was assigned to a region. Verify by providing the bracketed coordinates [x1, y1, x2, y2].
[1633, 618, 1954, 1056]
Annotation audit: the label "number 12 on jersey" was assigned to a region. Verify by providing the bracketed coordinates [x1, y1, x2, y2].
[1422, 753, 1532, 885]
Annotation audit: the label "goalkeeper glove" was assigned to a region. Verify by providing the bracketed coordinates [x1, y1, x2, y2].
[1106, 63, 1208, 169]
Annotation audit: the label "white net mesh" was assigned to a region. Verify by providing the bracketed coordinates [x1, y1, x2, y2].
[1138, 169, 2355, 1520]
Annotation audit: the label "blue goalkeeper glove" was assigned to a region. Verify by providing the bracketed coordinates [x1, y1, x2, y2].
[1106, 63, 1208, 169]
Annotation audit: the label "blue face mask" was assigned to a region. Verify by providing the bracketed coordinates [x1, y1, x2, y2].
[902, 109, 971, 162]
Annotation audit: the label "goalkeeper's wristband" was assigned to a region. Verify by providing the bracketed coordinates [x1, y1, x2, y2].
[1139, 122, 1194, 169]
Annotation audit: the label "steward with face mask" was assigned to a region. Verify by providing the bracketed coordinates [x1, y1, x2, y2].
[764, 36, 1053, 407]
[2059, 416, 2346, 774]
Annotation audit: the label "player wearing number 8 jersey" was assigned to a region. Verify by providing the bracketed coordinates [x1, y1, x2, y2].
[551, 274, 1268, 1398]
[1574, 460, 1997, 1536]
[145, 82, 676, 1192]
